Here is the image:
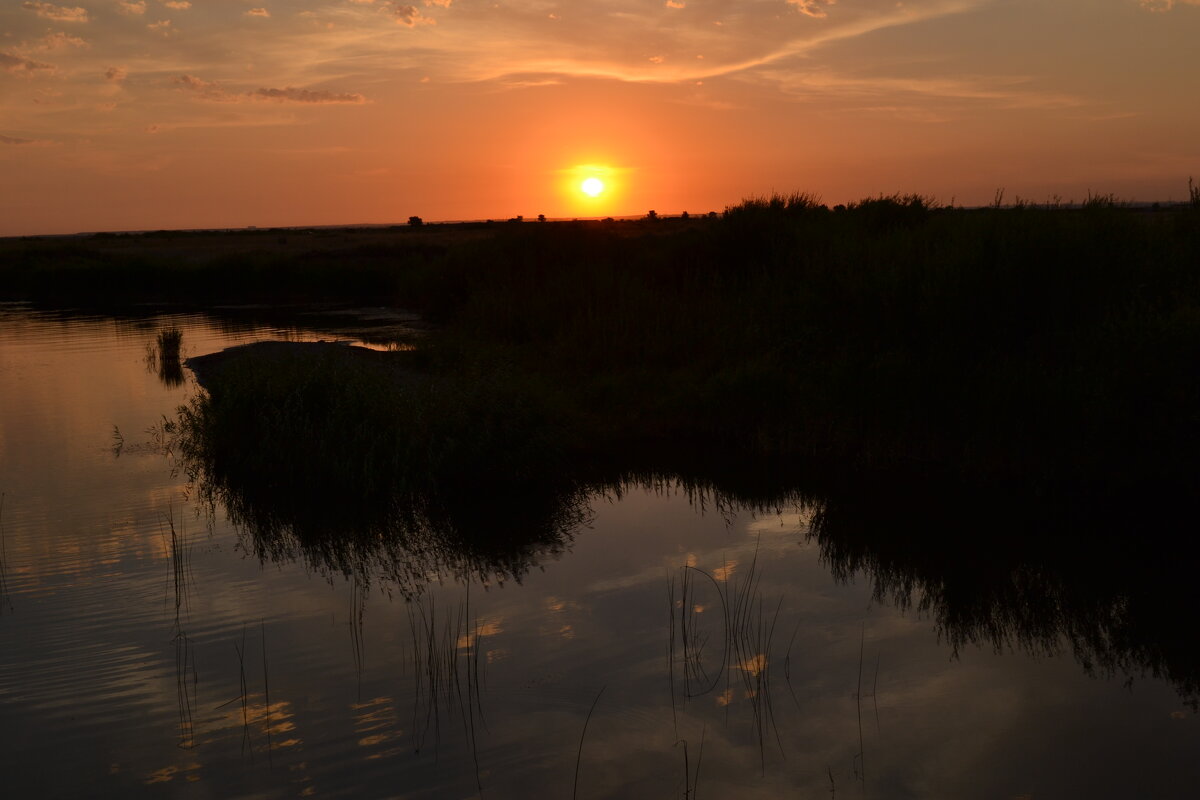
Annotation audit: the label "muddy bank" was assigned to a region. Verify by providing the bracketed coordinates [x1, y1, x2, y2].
[186, 340, 418, 392]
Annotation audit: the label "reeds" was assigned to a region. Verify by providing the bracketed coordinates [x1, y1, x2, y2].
[667, 540, 787, 773]
[146, 326, 185, 387]
[157, 327, 183, 361]
[0, 493, 10, 614]
[404, 593, 487, 768]
[573, 685, 606, 800]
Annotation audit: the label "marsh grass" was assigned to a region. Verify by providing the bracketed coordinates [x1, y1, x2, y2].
[405, 591, 487, 788]
[168, 345, 585, 596]
[667, 541, 787, 773]
[405, 190, 1200, 489]
[11, 188, 1200, 491]
[160, 506, 191, 626]
[146, 327, 185, 387]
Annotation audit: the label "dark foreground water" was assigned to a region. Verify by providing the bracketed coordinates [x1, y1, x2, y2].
[0, 304, 1197, 798]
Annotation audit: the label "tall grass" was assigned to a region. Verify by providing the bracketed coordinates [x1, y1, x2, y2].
[110, 184, 1200, 495]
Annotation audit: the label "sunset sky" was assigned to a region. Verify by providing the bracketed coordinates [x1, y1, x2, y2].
[2, 0, 1198, 234]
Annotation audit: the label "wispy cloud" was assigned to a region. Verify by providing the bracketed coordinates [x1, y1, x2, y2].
[1137, 0, 1200, 8]
[21, 1, 89, 22]
[32, 31, 89, 50]
[788, 0, 837, 18]
[1, 134, 35, 144]
[1, 52, 57, 75]
[117, 0, 147, 16]
[385, 3, 435, 27]
[174, 74, 366, 104]
[752, 68, 1084, 111]
[162, 0, 190, 8]
[245, 7, 270, 17]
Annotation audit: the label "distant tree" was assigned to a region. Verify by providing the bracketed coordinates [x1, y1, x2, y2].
[537, 214, 546, 222]
[646, 209, 658, 221]
[707, 211, 717, 219]
[681, 211, 689, 220]
[408, 215, 423, 226]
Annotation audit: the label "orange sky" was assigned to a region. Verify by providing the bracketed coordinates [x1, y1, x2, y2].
[2, 0, 1198, 234]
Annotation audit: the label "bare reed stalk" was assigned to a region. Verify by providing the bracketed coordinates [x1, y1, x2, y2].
[0, 493, 10, 613]
[262, 620, 273, 763]
[573, 685, 606, 800]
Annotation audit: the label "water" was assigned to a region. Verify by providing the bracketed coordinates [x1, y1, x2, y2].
[0, 304, 1197, 798]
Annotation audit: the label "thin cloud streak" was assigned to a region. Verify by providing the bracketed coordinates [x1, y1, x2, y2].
[174, 74, 366, 104]
[2, 52, 57, 75]
[21, 1, 89, 22]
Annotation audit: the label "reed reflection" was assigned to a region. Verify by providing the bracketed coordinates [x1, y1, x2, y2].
[166, 342, 1200, 709]
[808, 478, 1200, 709]
[146, 327, 185, 388]
[167, 345, 585, 597]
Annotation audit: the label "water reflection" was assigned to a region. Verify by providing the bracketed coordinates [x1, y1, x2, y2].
[810, 481, 1200, 708]
[163, 378, 587, 598]
[144, 327, 185, 388]
[4, 304, 1198, 797]
[165, 365, 1200, 713]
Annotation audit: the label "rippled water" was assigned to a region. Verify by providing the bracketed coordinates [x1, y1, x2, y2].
[1, 304, 1197, 798]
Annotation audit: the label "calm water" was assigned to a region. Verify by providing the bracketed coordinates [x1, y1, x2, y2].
[0, 304, 1197, 798]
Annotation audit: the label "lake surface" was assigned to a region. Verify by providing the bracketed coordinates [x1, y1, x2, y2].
[0, 303, 1197, 798]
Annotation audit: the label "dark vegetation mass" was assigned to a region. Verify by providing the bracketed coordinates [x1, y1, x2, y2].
[6, 193, 1199, 495]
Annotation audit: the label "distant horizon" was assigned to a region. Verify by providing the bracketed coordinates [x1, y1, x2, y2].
[7, 189, 1197, 239]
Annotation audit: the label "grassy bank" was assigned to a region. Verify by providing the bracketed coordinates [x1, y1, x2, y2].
[10, 194, 1200, 488]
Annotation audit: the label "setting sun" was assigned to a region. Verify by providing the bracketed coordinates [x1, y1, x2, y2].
[581, 177, 605, 197]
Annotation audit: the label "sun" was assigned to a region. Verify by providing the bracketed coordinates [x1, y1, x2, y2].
[581, 177, 605, 197]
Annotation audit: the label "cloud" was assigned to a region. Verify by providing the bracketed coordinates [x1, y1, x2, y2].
[385, 2, 435, 26]
[117, 0, 147, 15]
[665, 0, 685, 7]
[173, 74, 366, 104]
[35, 32, 89, 50]
[21, 1, 89, 22]
[1, 134, 35, 144]
[252, 87, 366, 103]
[162, 0, 190, 7]
[1137, 0, 1200, 8]
[1, 52, 57, 75]
[245, 7, 270, 17]
[788, 0, 837, 18]
[753, 68, 1083, 111]
[105, 65, 127, 81]
[423, 0, 451, 7]
[147, 19, 173, 34]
